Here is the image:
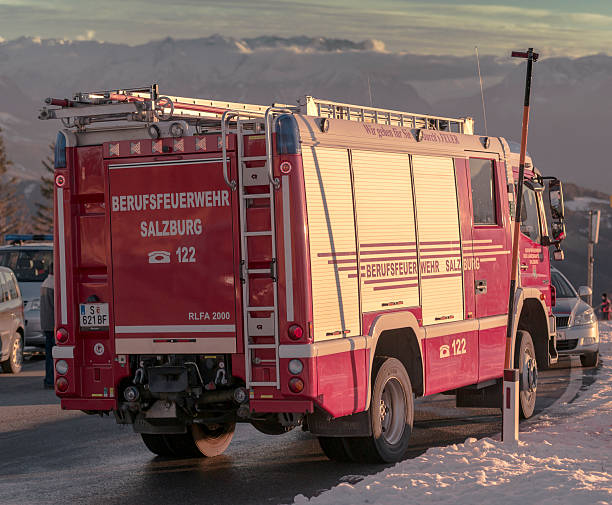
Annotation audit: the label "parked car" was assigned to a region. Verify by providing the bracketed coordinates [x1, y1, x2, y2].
[0, 235, 53, 348]
[0, 266, 25, 373]
[551, 267, 599, 367]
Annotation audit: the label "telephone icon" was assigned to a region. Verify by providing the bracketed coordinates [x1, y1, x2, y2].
[148, 251, 171, 264]
[439, 345, 450, 359]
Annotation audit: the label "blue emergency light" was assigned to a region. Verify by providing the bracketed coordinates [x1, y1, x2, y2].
[4, 234, 53, 243]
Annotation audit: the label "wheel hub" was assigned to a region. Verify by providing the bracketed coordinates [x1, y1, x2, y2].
[522, 357, 537, 392]
[378, 378, 406, 445]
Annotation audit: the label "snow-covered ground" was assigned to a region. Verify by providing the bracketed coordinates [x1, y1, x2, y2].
[565, 196, 610, 212]
[296, 322, 612, 505]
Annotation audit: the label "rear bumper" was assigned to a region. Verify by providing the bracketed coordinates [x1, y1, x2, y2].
[61, 398, 116, 411]
[556, 323, 599, 356]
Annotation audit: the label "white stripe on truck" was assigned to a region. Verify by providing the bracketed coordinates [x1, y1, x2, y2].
[109, 158, 224, 169]
[57, 187, 68, 325]
[282, 175, 294, 321]
[114, 324, 236, 333]
[115, 338, 236, 354]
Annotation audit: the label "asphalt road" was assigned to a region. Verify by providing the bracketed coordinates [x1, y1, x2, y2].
[0, 355, 599, 505]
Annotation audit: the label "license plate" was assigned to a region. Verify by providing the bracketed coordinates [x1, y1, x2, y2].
[557, 330, 565, 340]
[79, 303, 109, 330]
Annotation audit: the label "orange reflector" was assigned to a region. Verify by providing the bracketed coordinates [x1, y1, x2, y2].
[56, 377, 69, 392]
[288, 377, 304, 393]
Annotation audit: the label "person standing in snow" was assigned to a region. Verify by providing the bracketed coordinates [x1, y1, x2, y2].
[40, 263, 55, 389]
[599, 293, 611, 321]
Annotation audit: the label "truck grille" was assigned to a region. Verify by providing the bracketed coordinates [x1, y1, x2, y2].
[555, 316, 570, 328]
[556, 339, 578, 351]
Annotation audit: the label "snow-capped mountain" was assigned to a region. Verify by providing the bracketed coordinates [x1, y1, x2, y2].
[0, 35, 610, 193]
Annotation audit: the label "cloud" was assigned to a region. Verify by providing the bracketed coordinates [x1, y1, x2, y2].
[75, 29, 95, 41]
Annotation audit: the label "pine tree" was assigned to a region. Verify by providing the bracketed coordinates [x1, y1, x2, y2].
[0, 128, 22, 236]
[33, 143, 54, 233]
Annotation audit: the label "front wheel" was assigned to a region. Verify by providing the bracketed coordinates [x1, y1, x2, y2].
[345, 357, 414, 463]
[515, 330, 537, 419]
[580, 351, 599, 368]
[1, 334, 23, 374]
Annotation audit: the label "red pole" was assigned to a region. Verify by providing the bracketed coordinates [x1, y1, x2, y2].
[504, 48, 539, 369]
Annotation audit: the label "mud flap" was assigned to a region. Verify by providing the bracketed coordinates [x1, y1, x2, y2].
[307, 408, 372, 437]
[548, 334, 558, 366]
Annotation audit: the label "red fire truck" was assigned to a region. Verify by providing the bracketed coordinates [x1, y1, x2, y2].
[41, 85, 566, 463]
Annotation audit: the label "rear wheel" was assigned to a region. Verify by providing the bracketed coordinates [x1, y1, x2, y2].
[580, 351, 599, 368]
[140, 433, 175, 457]
[1, 334, 23, 374]
[317, 437, 352, 462]
[345, 357, 414, 463]
[515, 330, 537, 419]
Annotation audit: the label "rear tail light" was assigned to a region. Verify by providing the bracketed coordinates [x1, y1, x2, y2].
[55, 359, 68, 375]
[56, 377, 69, 392]
[288, 377, 304, 393]
[288, 324, 303, 341]
[56, 328, 69, 344]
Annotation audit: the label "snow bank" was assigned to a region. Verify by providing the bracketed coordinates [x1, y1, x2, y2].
[295, 322, 612, 505]
[565, 196, 609, 212]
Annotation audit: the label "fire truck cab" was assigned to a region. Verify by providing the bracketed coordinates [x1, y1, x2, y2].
[42, 86, 565, 463]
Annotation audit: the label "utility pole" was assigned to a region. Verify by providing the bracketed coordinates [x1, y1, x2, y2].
[586, 210, 600, 306]
[503, 47, 539, 444]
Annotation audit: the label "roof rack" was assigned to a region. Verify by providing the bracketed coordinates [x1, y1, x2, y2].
[39, 84, 474, 134]
[300, 96, 473, 134]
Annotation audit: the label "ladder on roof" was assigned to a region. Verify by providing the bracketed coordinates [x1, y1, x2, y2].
[39, 85, 474, 135]
[221, 108, 288, 389]
[39, 84, 293, 126]
[299, 96, 474, 134]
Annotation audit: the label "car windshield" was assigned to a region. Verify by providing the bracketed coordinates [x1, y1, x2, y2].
[551, 271, 577, 298]
[0, 249, 52, 282]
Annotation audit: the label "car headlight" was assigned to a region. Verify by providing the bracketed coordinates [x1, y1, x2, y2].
[574, 308, 596, 326]
[27, 298, 40, 311]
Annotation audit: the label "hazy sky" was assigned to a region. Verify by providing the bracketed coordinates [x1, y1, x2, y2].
[1, 0, 611, 56]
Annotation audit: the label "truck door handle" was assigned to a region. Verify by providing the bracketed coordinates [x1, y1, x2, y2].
[475, 279, 487, 294]
[520, 264, 528, 271]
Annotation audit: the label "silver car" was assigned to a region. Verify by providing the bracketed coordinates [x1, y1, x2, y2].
[0, 266, 25, 373]
[551, 268, 599, 367]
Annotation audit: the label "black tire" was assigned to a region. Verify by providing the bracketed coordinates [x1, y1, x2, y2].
[317, 437, 352, 462]
[515, 330, 537, 419]
[580, 351, 599, 368]
[251, 415, 294, 435]
[1, 334, 23, 374]
[163, 431, 205, 458]
[141, 433, 175, 457]
[345, 357, 414, 463]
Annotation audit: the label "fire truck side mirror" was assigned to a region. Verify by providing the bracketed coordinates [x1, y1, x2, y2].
[548, 179, 564, 220]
